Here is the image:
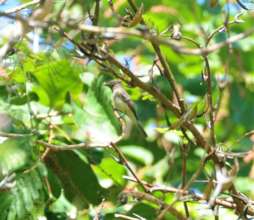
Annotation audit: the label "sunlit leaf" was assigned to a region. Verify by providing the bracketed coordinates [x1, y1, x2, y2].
[0, 138, 33, 178]
[71, 76, 121, 145]
[92, 157, 126, 188]
[33, 59, 83, 109]
[121, 145, 154, 165]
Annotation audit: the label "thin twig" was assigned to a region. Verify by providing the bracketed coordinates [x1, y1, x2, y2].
[182, 151, 213, 192]
[37, 138, 121, 151]
[206, 12, 244, 46]
[204, 56, 216, 147]
[93, 0, 100, 25]
[181, 144, 190, 218]
[115, 214, 141, 220]
[0, 131, 33, 138]
[123, 190, 187, 220]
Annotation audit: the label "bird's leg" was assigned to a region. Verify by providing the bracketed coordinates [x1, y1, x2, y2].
[113, 108, 125, 120]
[113, 108, 129, 137]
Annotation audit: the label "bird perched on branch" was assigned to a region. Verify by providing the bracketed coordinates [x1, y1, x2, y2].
[105, 80, 147, 138]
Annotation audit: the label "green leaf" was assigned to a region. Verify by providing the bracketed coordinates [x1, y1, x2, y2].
[0, 169, 46, 220]
[0, 101, 33, 132]
[229, 83, 254, 131]
[127, 203, 157, 220]
[32, 59, 83, 109]
[47, 191, 77, 219]
[92, 157, 126, 188]
[71, 75, 121, 145]
[0, 138, 32, 178]
[156, 127, 169, 134]
[121, 145, 154, 165]
[46, 151, 105, 207]
[145, 157, 169, 182]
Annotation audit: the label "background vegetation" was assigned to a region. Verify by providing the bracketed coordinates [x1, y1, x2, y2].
[1, 0, 254, 219]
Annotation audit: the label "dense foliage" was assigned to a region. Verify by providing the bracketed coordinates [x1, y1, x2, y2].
[1, 0, 254, 219]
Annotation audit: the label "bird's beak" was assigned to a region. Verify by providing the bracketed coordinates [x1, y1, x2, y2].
[104, 82, 111, 89]
[104, 80, 115, 88]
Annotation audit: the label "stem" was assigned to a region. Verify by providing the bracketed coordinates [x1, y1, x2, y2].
[181, 144, 190, 218]
[74, 24, 254, 56]
[204, 56, 216, 147]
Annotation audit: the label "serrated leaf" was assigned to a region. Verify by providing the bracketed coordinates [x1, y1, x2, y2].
[18, 178, 33, 212]
[7, 203, 16, 220]
[0, 192, 12, 219]
[0, 169, 46, 220]
[15, 188, 26, 219]
[32, 59, 83, 109]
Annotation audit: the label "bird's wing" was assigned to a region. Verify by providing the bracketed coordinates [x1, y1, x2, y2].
[118, 92, 138, 119]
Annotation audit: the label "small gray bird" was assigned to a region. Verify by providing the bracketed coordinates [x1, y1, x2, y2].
[105, 80, 147, 137]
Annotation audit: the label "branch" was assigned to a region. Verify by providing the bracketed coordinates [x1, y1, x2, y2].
[102, 51, 181, 115]
[124, 176, 254, 216]
[180, 143, 190, 218]
[77, 24, 254, 56]
[0, 131, 33, 138]
[93, 0, 100, 25]
[36, 138, 121, 151]
[206, 12, 245, 46]
[126, 0, 185, 118]
[0, 131, 122, 150]
[2, 0, 40, 14]
[204, 56, 216, 147]
[123, 190, 187, 220]
[97, 47, 209, 149]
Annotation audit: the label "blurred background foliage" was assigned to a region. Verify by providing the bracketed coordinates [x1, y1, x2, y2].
[0, 0, 254, 219]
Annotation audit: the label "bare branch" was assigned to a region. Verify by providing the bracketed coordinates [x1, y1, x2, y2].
[76, 24, 254, 56]
[2, 0, 40, 14]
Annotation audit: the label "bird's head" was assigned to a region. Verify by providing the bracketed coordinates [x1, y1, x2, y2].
[104, 79, 122, 89]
